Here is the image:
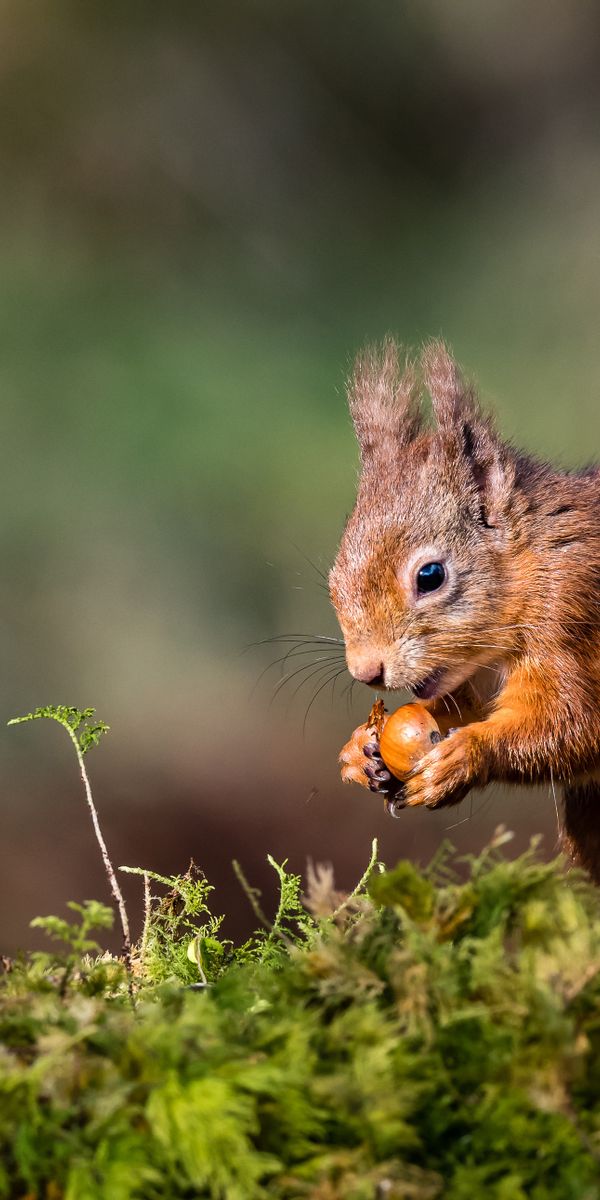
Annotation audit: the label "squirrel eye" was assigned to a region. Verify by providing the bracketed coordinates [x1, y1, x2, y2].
[416, 561, 446, 594]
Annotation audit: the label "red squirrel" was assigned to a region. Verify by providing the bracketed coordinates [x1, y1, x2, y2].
[329, 339, 600, 880]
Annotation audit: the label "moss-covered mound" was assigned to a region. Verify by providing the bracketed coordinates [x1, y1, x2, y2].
[2, 837, 600, 1200]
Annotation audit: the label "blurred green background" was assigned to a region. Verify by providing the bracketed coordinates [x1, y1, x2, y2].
[3, 1, 600, 951]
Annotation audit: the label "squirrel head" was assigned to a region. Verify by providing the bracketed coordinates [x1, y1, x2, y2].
[329, 339, 518, 698]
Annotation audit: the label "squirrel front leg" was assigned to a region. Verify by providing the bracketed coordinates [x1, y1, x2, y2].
[400, 658, 592, 811]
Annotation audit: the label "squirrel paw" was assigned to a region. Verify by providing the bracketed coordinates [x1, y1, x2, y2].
[401, 726, 477, 810]
[339, 723, 376, 789]
[339, 724, 396, 798]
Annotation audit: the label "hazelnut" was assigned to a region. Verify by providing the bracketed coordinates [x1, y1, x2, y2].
[379, 703, 442, 780]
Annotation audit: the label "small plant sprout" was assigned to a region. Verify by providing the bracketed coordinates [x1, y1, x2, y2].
[8, 705, 132, 975]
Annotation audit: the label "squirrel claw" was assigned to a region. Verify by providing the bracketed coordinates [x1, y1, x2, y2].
[364, 762, 391, 782]
[363, 742, 380, 758]
[386, 793, 407, 818]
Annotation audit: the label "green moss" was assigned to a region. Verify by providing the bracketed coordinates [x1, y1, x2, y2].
[2, 841, 600, 1199]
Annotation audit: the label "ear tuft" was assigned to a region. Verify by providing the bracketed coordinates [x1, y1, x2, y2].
[421, 338, 478, 430]
[348, 338, 422, 464]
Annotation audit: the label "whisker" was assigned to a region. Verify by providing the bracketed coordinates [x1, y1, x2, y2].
[270, 651, 344, 676]
[476, 622, 538, 632]
[473, 630, 528, 637]
[268, 636, 343, 646]
[444, 785, 499, 830]
[268, 632, 342, 642]
[498, 625, 539, 632]
[550, 765, 562, 841]
[303, 667, 350, 738]
[243, 632, 344, 653]
[278, 645, 342, 668]
[288, 540, 330, 584]
[470, 662, 506, 676]
[285, 657, 348, 707]
[294, 661, 347, 713]
[399, 611, 419, 640]
[269, 656, 346, 707]
[443, 812, 472, 831]
[268, 645, 344, 673]
[250, 646, 345, 697]
[444, 791, 474, 831]
[340, 676, 357, 718]
[467, 643, 521, 653]
[282, 667, 345, 719]
[330, 669, 346, 708]
[426, 640, 521, 654]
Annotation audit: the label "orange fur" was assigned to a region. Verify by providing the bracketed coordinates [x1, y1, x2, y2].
[330, 340, 600, 877]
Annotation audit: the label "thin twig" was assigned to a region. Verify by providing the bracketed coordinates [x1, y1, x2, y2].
[232, 858, 295, 948]
[62, 723, 132, 976]
[232, 859, 273, 930]
[331, 837, 379, 920]
[140, 871, 152, 973]
[9, 707, 134, 997]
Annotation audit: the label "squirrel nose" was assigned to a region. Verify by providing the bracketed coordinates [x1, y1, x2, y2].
[350, 659, 385, 687]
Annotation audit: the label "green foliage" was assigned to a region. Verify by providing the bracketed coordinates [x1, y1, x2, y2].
[26, 901, 121, 1001]
[121, 861, 229, 986]
[32, 899, 114, 955]
[120, 852, 323, 986]
[369, 859, 435, 921]
[252, 855, 318, 965]
[31, 902, 113, 945]
[2, 840, 600, 1198]
[8, 704, 110, 754]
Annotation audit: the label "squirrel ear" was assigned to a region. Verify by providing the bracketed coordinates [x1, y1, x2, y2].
[421, 339, 477, 431]
[348, 339, 422, 465]
[422, 339, 514, 528]
[461, 418, 515, 530]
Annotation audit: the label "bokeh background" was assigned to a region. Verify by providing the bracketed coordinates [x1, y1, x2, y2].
[3, 1, 600, 951]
